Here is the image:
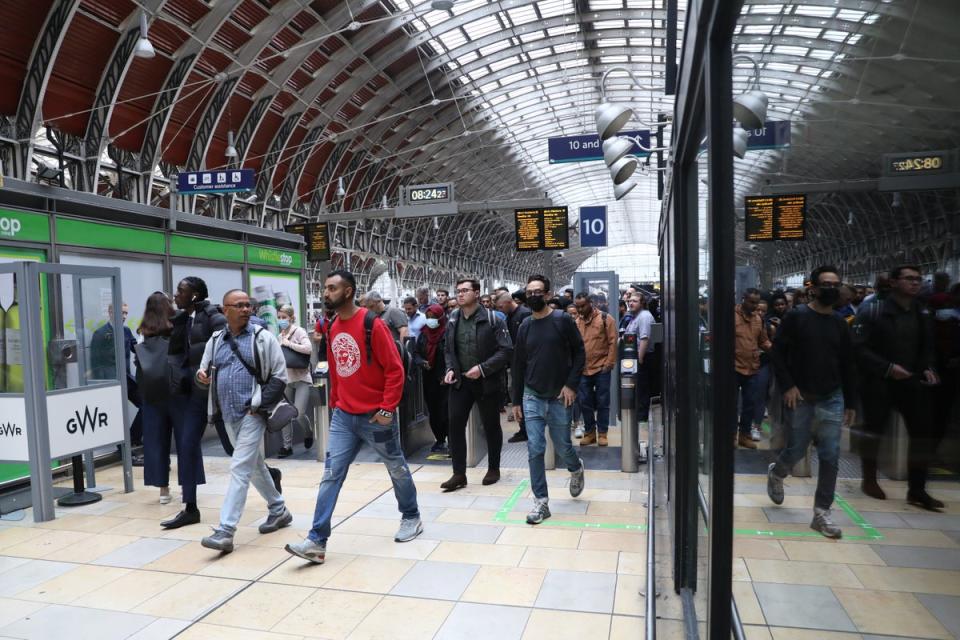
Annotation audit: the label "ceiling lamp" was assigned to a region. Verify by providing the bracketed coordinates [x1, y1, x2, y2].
[732, 55, 767, 130]
[336, 177, 346, 197]
[431, 0, 455, 9]
[134, 12, 156, 59]
[610, 156, 638, 185]
[732, 128, 748, 159]
[614, 181, 636, 201]
[602, 137, 634, 167]
[225, 130, 238, 159]
[594, 66, 659, 140]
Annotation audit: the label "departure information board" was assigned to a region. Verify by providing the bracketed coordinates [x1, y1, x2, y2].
[514, 207, 569, 251]
[286, 222, 331, 261]
[744, 194, 806, 242]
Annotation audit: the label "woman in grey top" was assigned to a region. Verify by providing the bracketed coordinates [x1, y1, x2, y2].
[277, 304, 314, 457]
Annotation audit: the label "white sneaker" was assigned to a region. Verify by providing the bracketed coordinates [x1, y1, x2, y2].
[574, 425, 584, 438]
[159, 490, 171, 505]
[750, 426, 762, 441]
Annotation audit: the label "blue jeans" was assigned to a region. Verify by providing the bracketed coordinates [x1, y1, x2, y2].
[308, 409, 420, 544]
[523, 392, 583, 500]
[752, 363, 772, 426]
[219, 413, 285, 534]
[772, 390, 843, 510]
[578, 370, 612, 433]
[735, 372, 756, 436]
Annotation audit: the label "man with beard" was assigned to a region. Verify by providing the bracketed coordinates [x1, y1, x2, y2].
[286, 270, 422, 565]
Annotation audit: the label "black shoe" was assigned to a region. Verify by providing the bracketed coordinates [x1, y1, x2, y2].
[132, 454, 144, 467]
[304, 434, 314, 449]
[440, 474, 468, 491]
[268, 466, 282, 494]
[161, 508, 200, 529]
[277, 446, 293, 458]
[907, 491, 945, 512]
[430, 442, 446, 453]
[507, 432, 528, 443]
[482, 469, 500, 486]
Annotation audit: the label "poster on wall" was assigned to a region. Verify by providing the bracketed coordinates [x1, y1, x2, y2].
[248, 270, 302, 335]
[172, 263, 243, 309]
[0, 247, 46, 395]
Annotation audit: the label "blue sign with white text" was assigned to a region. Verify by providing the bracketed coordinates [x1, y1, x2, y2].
[548, 130, 651, 164]
[579, 206, 608, 248]
[744, 120, 791, 150]
[177, 169, 255, 194]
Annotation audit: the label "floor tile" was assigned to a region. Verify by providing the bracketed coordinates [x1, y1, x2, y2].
[92, 537, 188, 568]
[734, 539, 788, 560]
[461, 566, 547, 607]
[0, 559, 77, 597]
[732, 581, 766, 625]
[0, 556, 29, 575]
[613, 574, 644, 616]
[428, 540, 526, 567]
[72, 569, 186, 612]
[435, 602, 531, 640]
[418, 522, 504, 544]
[323, 555, 415, 593]
[535, 569, 616, 613]
[37, 514, 129, 534]
[851, 565, 960, 596]
[610, 614, 648, 639]
[261, 553, 357, 588]
[768, 629, 863, 639]
[833, 587, 952, 639]
[0, 603, 155, 640]
[520, 546, 619, 573]
[753, 582, 856, 632]
[125, 617, 192, 640]
[203, 582, 314, 630]
[353, 502, 444, 522]
[497, 527, 581, 549]
[390, 559, 480, 600]
[917, 594, 960, 640]
[196, 544, 288, 580]
[347, 594, 453, 640]
[520, 609, 611, 640]
[43, 533, 142, 564]
[16, 564, 130, 604]
[855, 512, 911, 529]
[273, 588, 382, 639]
[870, 545, 960, 571]
[580, 531, 645, 553]
[2, 530, 92, 559]
[617, 551, 646, 576]
[745, 558, 863, 588]
[132, 575, 247, 620]
[763, 507, 853, 526]
[176, 622, 302, 640]
[0, 598, 46, 628]
[901, 514, 960, 531]
[0, 528, 40, 551]
[779, 541, 884, 566]
[325, 532, 437, 560]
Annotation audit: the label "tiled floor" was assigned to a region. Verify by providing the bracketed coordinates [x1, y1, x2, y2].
[0, 437, 957, 639]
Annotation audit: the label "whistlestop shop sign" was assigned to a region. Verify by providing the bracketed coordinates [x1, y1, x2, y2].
[548, 130, 651, 164]
[177, 169, 255, 194]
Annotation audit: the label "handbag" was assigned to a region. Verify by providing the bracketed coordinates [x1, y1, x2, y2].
[225, 331, 299, 433]
[134, 336, 178, 404]
[282, 344, 311, 369]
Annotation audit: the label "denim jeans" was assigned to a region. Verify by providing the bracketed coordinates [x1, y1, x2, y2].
[735, 372, 757, 436]
[772, 389, 843, 510]
[752, 363, 772, 426]
[219, 413, 285, 534]
[308, 409, 420, 544]
[523, 392, 583, 500]
[578, 370, 612, 433]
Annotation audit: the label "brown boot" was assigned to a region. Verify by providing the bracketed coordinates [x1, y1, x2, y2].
[482, 469, 500, 485]
[440, 474, 468, 491]
[861, 459, 886, 500]
[737, 433, 757, 449]
[580, 431, 597, 446]
[598, 433, 609, 447]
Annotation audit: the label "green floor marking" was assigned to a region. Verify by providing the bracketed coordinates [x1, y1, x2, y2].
[493, 479, 648, 532]
[734, 493, 884, 541]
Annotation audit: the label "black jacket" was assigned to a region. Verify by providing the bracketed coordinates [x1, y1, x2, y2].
[444, 307, 513, 393]
[506, 304, 532, 342]
[169, 300, 226, 392]
[852, 296, 936, 381]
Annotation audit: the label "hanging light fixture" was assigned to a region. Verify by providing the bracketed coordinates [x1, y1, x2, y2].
[610, 156, 638, 185]
[732, 128, 749, 159]
[594, 66, 660, 140]
[732, 55, 768, 130]
[134, 12, 156, 59]
[602, 137, 634, 167]
[336, 177, 345, 197]
[225, 130, 238, 159]
[381, 194, 388, 209]
[614, 181, 636, 201]
[431, 0, 455, 10]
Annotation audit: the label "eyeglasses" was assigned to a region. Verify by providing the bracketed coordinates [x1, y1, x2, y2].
[817, 282, 841, 289]
[225, 302, 252, 309]
[898, 276, 922, 283]
[525, 289, 546, 296]
[455, 288, 474, 295]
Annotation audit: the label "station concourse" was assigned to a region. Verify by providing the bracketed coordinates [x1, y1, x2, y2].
[0, 1, 958, 639]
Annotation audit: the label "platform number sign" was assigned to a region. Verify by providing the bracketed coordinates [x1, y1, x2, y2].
[579, 206, 607, 248]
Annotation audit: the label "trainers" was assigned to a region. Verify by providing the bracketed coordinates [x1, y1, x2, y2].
[569, 458, 585, 498]
[573, 425, 584, 438]
[750, 426, 762, 441]
[580, 431, 597, 446]
[810, 507, 842, 539]
[395, 517, 424, 542]
[201, 528, 235, 553]
[598, 433, 608, 447]
[277, 446, 293, 458]
[766, 463, 784, 505]
[285, 538, 326, 564]
[526, 498, 551, 525]
[259, 507, 293, 534]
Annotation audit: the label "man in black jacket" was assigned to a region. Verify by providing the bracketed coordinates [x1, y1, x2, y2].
[161, 277, 225, 529]
[513, 274, 586, 525]
[852, 264, 943, 511]
[497, 291, 532, 442]
[441, 278, 513, 490]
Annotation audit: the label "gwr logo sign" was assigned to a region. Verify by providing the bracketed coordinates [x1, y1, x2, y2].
[0, 422, 23, 437]
[66, 406, 109, 435]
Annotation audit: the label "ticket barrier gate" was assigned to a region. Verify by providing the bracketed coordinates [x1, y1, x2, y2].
[465, 407, 488, 468]
[619, 333, 640, 473]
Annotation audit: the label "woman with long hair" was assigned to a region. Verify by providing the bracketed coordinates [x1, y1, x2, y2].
[135, 291, 175, 504]
[277, 304, 314, 458]
[414, 304, 450, 453]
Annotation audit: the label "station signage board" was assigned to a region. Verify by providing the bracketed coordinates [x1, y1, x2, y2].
[46, 384, 126, 459]
[177, 169, 255, 194]
[514, 207, 569, 251]
[579, 206, 607, 248]
[0, 396, 29, 462]
[286, 223, 331, 262]
[548, 130, 651, 164]
[744, 194, 806, 242]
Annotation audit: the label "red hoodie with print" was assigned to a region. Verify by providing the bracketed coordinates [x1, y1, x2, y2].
[327, 308, 404, 414]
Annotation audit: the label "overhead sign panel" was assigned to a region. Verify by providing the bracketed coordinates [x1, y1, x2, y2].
[744, 120, 791, 150]
[579, 206, 607, 248]
[403, 182, 454, 204]
[286, 223, 331, 262]
[745, 194, 806, 242]
[515, 207, 569, 251]
[548, 130, 651, 164]
[177, 169, 255, 194]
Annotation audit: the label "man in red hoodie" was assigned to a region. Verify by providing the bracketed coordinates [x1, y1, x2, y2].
[286, 270, 421, 565]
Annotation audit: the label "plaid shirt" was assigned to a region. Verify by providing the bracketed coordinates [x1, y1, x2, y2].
[214, 324, 257, 424]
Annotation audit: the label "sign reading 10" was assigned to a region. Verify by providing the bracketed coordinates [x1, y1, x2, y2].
[582, 217, 605, 235]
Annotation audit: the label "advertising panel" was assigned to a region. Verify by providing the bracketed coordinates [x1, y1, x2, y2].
[0, 396, 28, 462]
[46, 384, 126, 459]
[248, 270, 303, 335]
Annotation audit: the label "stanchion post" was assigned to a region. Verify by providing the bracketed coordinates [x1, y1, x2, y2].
[313, 362, 330, 462]
[620, 334, 639, 472]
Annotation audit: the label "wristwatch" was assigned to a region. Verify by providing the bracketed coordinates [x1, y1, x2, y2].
[377, 409, 394, 419]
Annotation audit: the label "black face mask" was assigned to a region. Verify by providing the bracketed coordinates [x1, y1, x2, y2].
[527, 295, 546, 312]
[817, 287, 841, 306]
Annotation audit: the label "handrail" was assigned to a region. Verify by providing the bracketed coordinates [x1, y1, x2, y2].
[645, 416, 657, 639]
[696, 485, 747, 640]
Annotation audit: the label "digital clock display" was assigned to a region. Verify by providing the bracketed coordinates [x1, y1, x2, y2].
[407, 184, 451, 203]
[885, 151, 949, 175]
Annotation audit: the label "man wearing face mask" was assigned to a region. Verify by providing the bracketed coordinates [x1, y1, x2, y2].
[767, 266, 857, 538]
[574, 293, 618, 446]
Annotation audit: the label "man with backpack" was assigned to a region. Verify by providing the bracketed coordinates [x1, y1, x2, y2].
[513, 274, 586, 524]
[574, 292, 618, 446]
[441, 278, 513, 491]
[286, 270, 422, 565]
[195, 289, 291, 553]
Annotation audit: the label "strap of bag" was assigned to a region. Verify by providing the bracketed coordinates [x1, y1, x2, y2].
[225, 328, 265, 383]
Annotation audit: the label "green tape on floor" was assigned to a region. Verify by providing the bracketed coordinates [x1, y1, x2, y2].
[733, 493, 884, 541]
[493, 478, 648, 532]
